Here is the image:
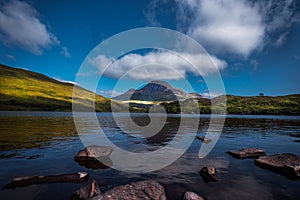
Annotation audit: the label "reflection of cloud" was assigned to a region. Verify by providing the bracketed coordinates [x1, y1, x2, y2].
[90, 51, 227, 81]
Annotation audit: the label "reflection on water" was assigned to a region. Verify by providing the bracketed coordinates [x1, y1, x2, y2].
[0, 112, 300, 200]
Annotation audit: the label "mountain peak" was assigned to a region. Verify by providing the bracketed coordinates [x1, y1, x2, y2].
[113, 81, 201, 101]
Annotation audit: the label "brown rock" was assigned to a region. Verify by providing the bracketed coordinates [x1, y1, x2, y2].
[226, 148, 266, 159]
[196, 136, 212, 144]
[74, 146, 113, 169]
[90, 180, 166, 200]
[199, 166, 218, 182]
[71, 180, 101, 200]
[182, 191, 204, 200]
[2, 172, 89, 190]
[74, 145, 113, 161]
[254, 153, 300, 180]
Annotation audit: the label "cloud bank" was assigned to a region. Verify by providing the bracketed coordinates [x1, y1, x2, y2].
[0, 0, 70, 56]
[147, 0, 299, 57]
[90, 51, 227, 81]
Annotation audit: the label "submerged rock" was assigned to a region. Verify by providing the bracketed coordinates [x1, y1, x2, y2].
[182, 191, 204, 200]
[226, 148, 266, 159]
[289, 133, 300, 138]
[74, 145, 113, 169]
[199, 166, 218, 182]
[90, 180, 166, 200]
[254, 153, 300, 180]
[72, 180, 101, 200]
[196, 136, 212, 144]
[2, 172, 89, 190]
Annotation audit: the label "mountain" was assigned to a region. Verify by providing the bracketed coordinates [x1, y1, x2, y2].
[113, 80, 202, 101]
[0, 64, 127, 112]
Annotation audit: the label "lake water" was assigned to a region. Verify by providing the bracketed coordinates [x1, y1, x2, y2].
[0, 112, 300, 200]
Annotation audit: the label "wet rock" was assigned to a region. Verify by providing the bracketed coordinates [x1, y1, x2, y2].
[74, 145, 113, 169]
[90, 180, 166, 200]
[182, 191, 204, 200]
[196, 136, 212, 144]
[254, 153, 300, 180]
[226, 148, 266, 159]
[199, 166, 218, 182]
[2, 172, 89, 190]
[71, 180, 101, 200]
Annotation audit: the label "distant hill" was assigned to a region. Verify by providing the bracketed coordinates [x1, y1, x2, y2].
[0, 64, 127, 112]
[161, 94, 300, 115]
[113, 80, 201, 101]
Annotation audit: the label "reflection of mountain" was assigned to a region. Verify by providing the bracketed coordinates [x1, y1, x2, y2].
[113, 81, 202, 101]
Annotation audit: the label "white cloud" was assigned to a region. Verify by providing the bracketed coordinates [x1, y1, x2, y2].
[60, 46, 71, 58]
[176, 0, 265, 57]
[6, 54, 16, 61]
[201, 91, 223, 98]
[274, 32, 289, 47]
[0, 0, 68, 56]
[149, 0, 299, 57]
[144, 0, 161, 26]
[89, 51, 227, 81]
[98, 90, 122, 98]
[250, 59, 259, 72]
[54, 77, 78, 85]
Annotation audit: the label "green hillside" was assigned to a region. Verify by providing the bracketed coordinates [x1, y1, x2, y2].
[161, 94, 300, 115]
[0, 64, 123, 112]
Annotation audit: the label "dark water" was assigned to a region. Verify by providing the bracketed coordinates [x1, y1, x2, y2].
[0, 112, 300, 200]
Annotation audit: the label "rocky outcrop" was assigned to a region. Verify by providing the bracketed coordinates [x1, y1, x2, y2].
[71, 180, 101, 200]
[226, 148, 266, 159]
[2, 172, 89, 190]
[254, 153, 300, 180]
[182, 191, 204, 200]
[199, 166, 218, 182]
[90, 180, 166, 200]
[74, 145, 113, 169]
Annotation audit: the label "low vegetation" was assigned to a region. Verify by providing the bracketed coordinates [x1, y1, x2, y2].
[0, 64, 131, 112]
[160, 94, 300, 115]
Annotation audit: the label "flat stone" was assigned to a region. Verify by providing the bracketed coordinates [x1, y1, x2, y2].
[226, 148, 266, 159]
[182, 191, 204, 200]
[254, 153, 300, 180]
[72, 180, 101, 200]
[74, 146, 113, 169]
[2, 172, 89, 190]
[74, 145, 113, 161]
[199, 166, 218, 182]
[90, 180, 166, 200]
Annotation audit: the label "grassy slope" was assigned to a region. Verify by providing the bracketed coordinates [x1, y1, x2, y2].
[0, 64, 116, 111]
[161, 94, 300, 115]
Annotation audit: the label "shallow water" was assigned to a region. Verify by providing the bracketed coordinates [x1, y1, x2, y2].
[0, 111, 299, 200]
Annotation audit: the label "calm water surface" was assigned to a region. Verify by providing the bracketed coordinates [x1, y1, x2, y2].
[0, 112, 299, 200]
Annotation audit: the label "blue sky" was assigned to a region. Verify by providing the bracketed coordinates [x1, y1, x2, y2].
[0, 0, 299, 97]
